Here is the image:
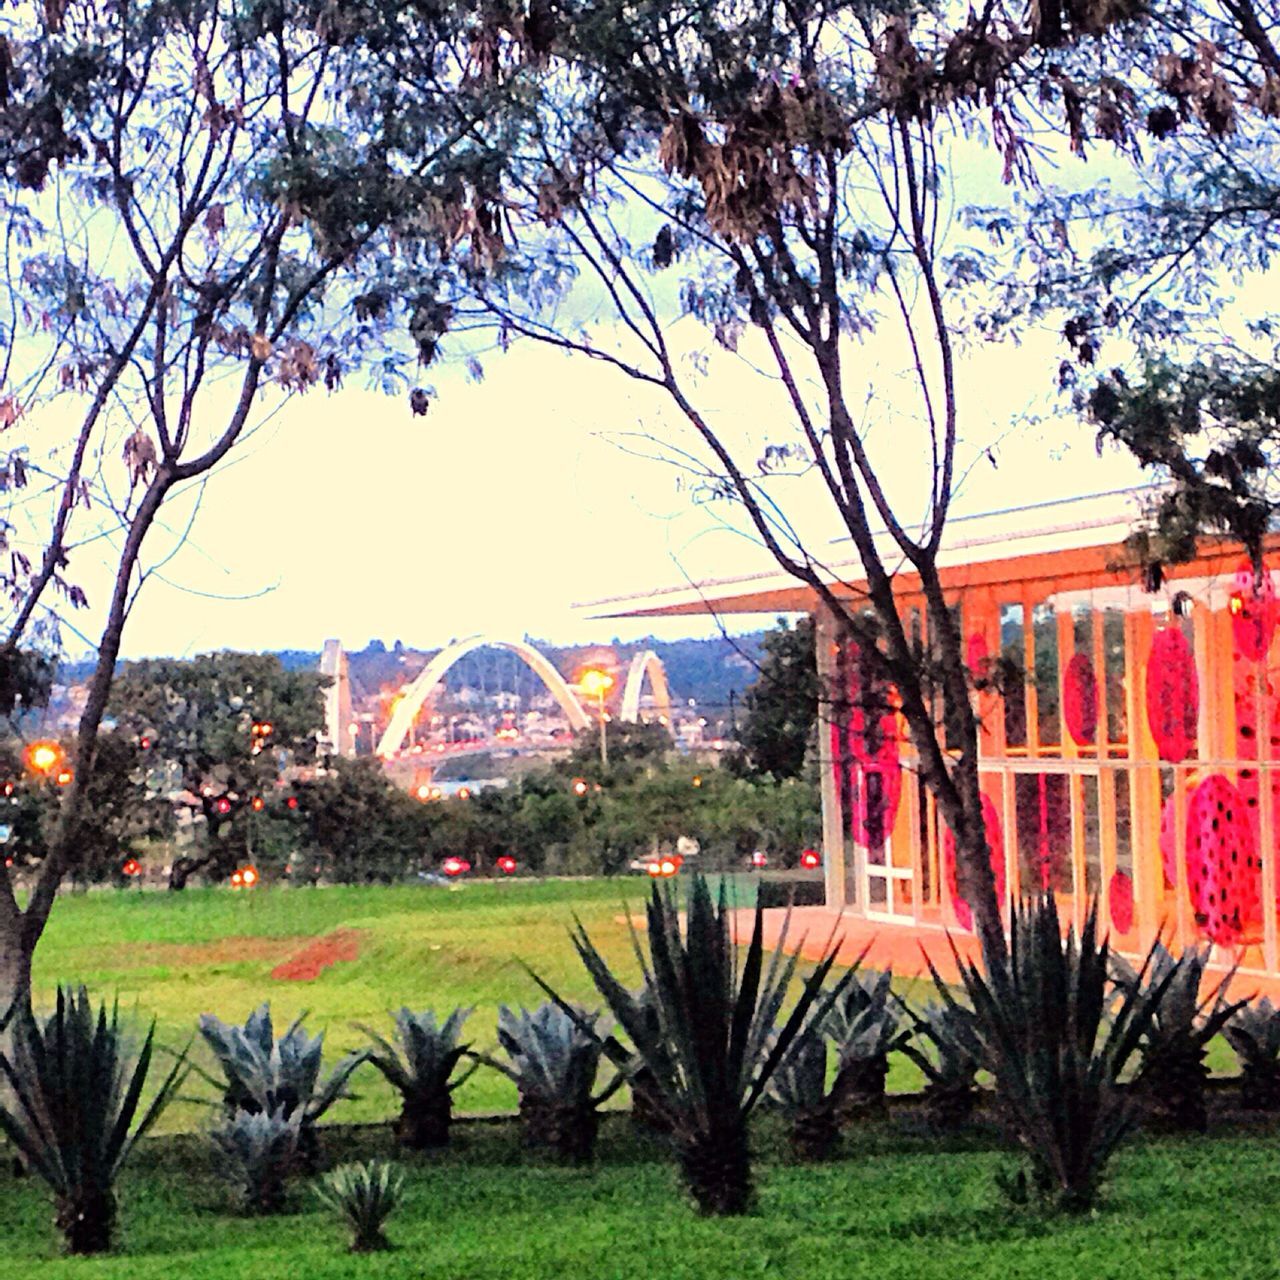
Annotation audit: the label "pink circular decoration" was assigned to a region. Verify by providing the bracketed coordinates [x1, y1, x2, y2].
[1146, 629, 1199, 762]
[829, 641, 902, 847]
[1185, 773, 1261, 944]
[1109, 870, 1134, 934]
[1231, 559, 1278, 663]
[1063, 652, 1098, 745]
[943, 793, 1005, 931]
[966, 632, 989, 678]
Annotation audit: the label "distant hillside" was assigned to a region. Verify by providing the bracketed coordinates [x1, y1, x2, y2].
[57, 631, 772, 713]
[343, 632, 767, 711]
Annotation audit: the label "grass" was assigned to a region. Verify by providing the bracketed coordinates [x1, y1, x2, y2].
[3, 1114, 1279, 1279]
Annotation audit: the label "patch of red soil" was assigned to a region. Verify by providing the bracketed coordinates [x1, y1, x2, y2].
[270, 929, 364, 981]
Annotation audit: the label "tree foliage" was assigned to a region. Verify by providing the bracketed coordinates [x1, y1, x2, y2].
[728, 618, 817, 782]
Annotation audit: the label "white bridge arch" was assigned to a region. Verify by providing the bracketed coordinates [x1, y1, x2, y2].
[319, 639, 355, 757]
[376, 635, 591, 758]
[620, 649, 672, 726]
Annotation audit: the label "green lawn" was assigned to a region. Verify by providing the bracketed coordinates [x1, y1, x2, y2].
[3, 1115, 1279, 1279]
[30, 878, 664, 1125]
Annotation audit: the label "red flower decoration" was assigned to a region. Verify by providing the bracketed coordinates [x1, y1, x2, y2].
[943, 794, 1005, 931]
[1063, 652, 1098, 745]
[1108, 870, 1134, 934]
[1145, 629, 1199, 762]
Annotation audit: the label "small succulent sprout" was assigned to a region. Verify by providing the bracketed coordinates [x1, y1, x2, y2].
[315, 1160, 405, 1253]
[211, 1106, 302, 1215]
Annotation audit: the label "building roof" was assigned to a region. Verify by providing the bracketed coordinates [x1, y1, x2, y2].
[574, 486, 1249, 619]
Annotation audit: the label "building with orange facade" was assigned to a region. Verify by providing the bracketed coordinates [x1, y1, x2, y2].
[586, 489, 1280, 983]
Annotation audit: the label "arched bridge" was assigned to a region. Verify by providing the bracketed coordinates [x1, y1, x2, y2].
[319, 636, 676, 762]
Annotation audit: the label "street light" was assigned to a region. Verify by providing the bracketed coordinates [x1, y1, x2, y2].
[25, 741, 64, 777]
[579, 669, 614, 770]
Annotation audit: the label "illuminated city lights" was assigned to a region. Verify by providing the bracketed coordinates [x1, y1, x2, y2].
[25, 741, 63, 775]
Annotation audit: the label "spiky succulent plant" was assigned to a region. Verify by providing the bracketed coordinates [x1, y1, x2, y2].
[1113, 944, 1241, 1131]
[356, 1007, 475, 1149]
[211, 1106, 302, 1215]
[0, 987, 187, 1254]
[824, 969, 906, 1117]
[486, 1002, 621, 1161]
[530, 874, 850, 1214]
[1224, 997, 1280, 1111]
[315, 1160, 405, 1252]
[198, 1003, 365, 1168]
[900, 1002, 982, 1130]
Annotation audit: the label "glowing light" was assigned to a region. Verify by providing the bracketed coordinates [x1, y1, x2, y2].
[572, 778, 588, 797]
[230, 871, 243, 888]
[251, 796, 264, 812]
[659, 859, 677, 876]
[121, 858, 141, 877]
[56, 770, 73, 786]
[497, 855, 517, 874]
[692, 775, 702, 788]
[416, 784, 432, 801]
[25, 741, 63, 775]
[241, 866, 258, 888]
[750, 851, 768, 869]
[457, 787, 471, 800]
[215, 796, 232, 815]
[646, 861, 662, 877]
[800, 849, 821, 869]
[1230, 592, 1246, 616]
[286, 796, 298, 810]
[579, 669, 614, 699]
[441, 856, 470, 877]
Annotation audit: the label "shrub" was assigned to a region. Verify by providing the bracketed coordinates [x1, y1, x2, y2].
[198, 1003, 364, 1167]
[900, 1003, 982, 1131]
[534, 874, 848, 1214]
[357, 1007, 475, 1149]
[937, 894, 1171, 1212]
[824, 969, 905, 1116]
[1224, 998, 1280, 1110]
[486, 1002, 620, 1161]
[315, 1160, 405, 1253]
[211, 1107, 302, 1215]
[0, 986, 186, 1254]
[1113, 943, 1241, 1131]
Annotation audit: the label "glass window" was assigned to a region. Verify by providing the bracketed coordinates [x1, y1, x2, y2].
[1000, 603, 1027, 750]
[1033, 603, 1060, 750]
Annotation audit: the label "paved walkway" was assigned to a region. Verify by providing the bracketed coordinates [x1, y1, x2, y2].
[725, 907, 983, 986]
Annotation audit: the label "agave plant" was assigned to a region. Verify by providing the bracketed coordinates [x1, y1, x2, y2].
[485, 1002, 621, 1161]
[767, 1032, 841, 1161]
[1113, 943, 1242, 1131]
[315, 1160, 405, 1252]
[533, 874, 850, 1215]
[1224, 998, 1280, 1110]
[0, 986, 186, 1254]
[198, 1004, 365, 1168]
[824, 969, 905, 1117]
[211, 1107, 302, 1215]
[356, 1008, 475, 1149]
[936, 894, 1173, 1212]
[900, 1002, 982, 1131]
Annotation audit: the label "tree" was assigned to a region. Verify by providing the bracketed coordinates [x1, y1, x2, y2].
[0, 733, 171, 884]
[728, 618, 817, 782]
[293, 757, 429, 884]
[0, 0, 530, 1003]
[378, 0, 1280, 964]
[109, 653, 324, 888]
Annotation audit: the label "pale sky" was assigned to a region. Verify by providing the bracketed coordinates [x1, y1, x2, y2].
[48, 312, 1145, 662]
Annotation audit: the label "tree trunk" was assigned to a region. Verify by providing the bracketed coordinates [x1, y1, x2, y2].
[167, 855, 211, 892]
[0, 936, 33, 1175]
